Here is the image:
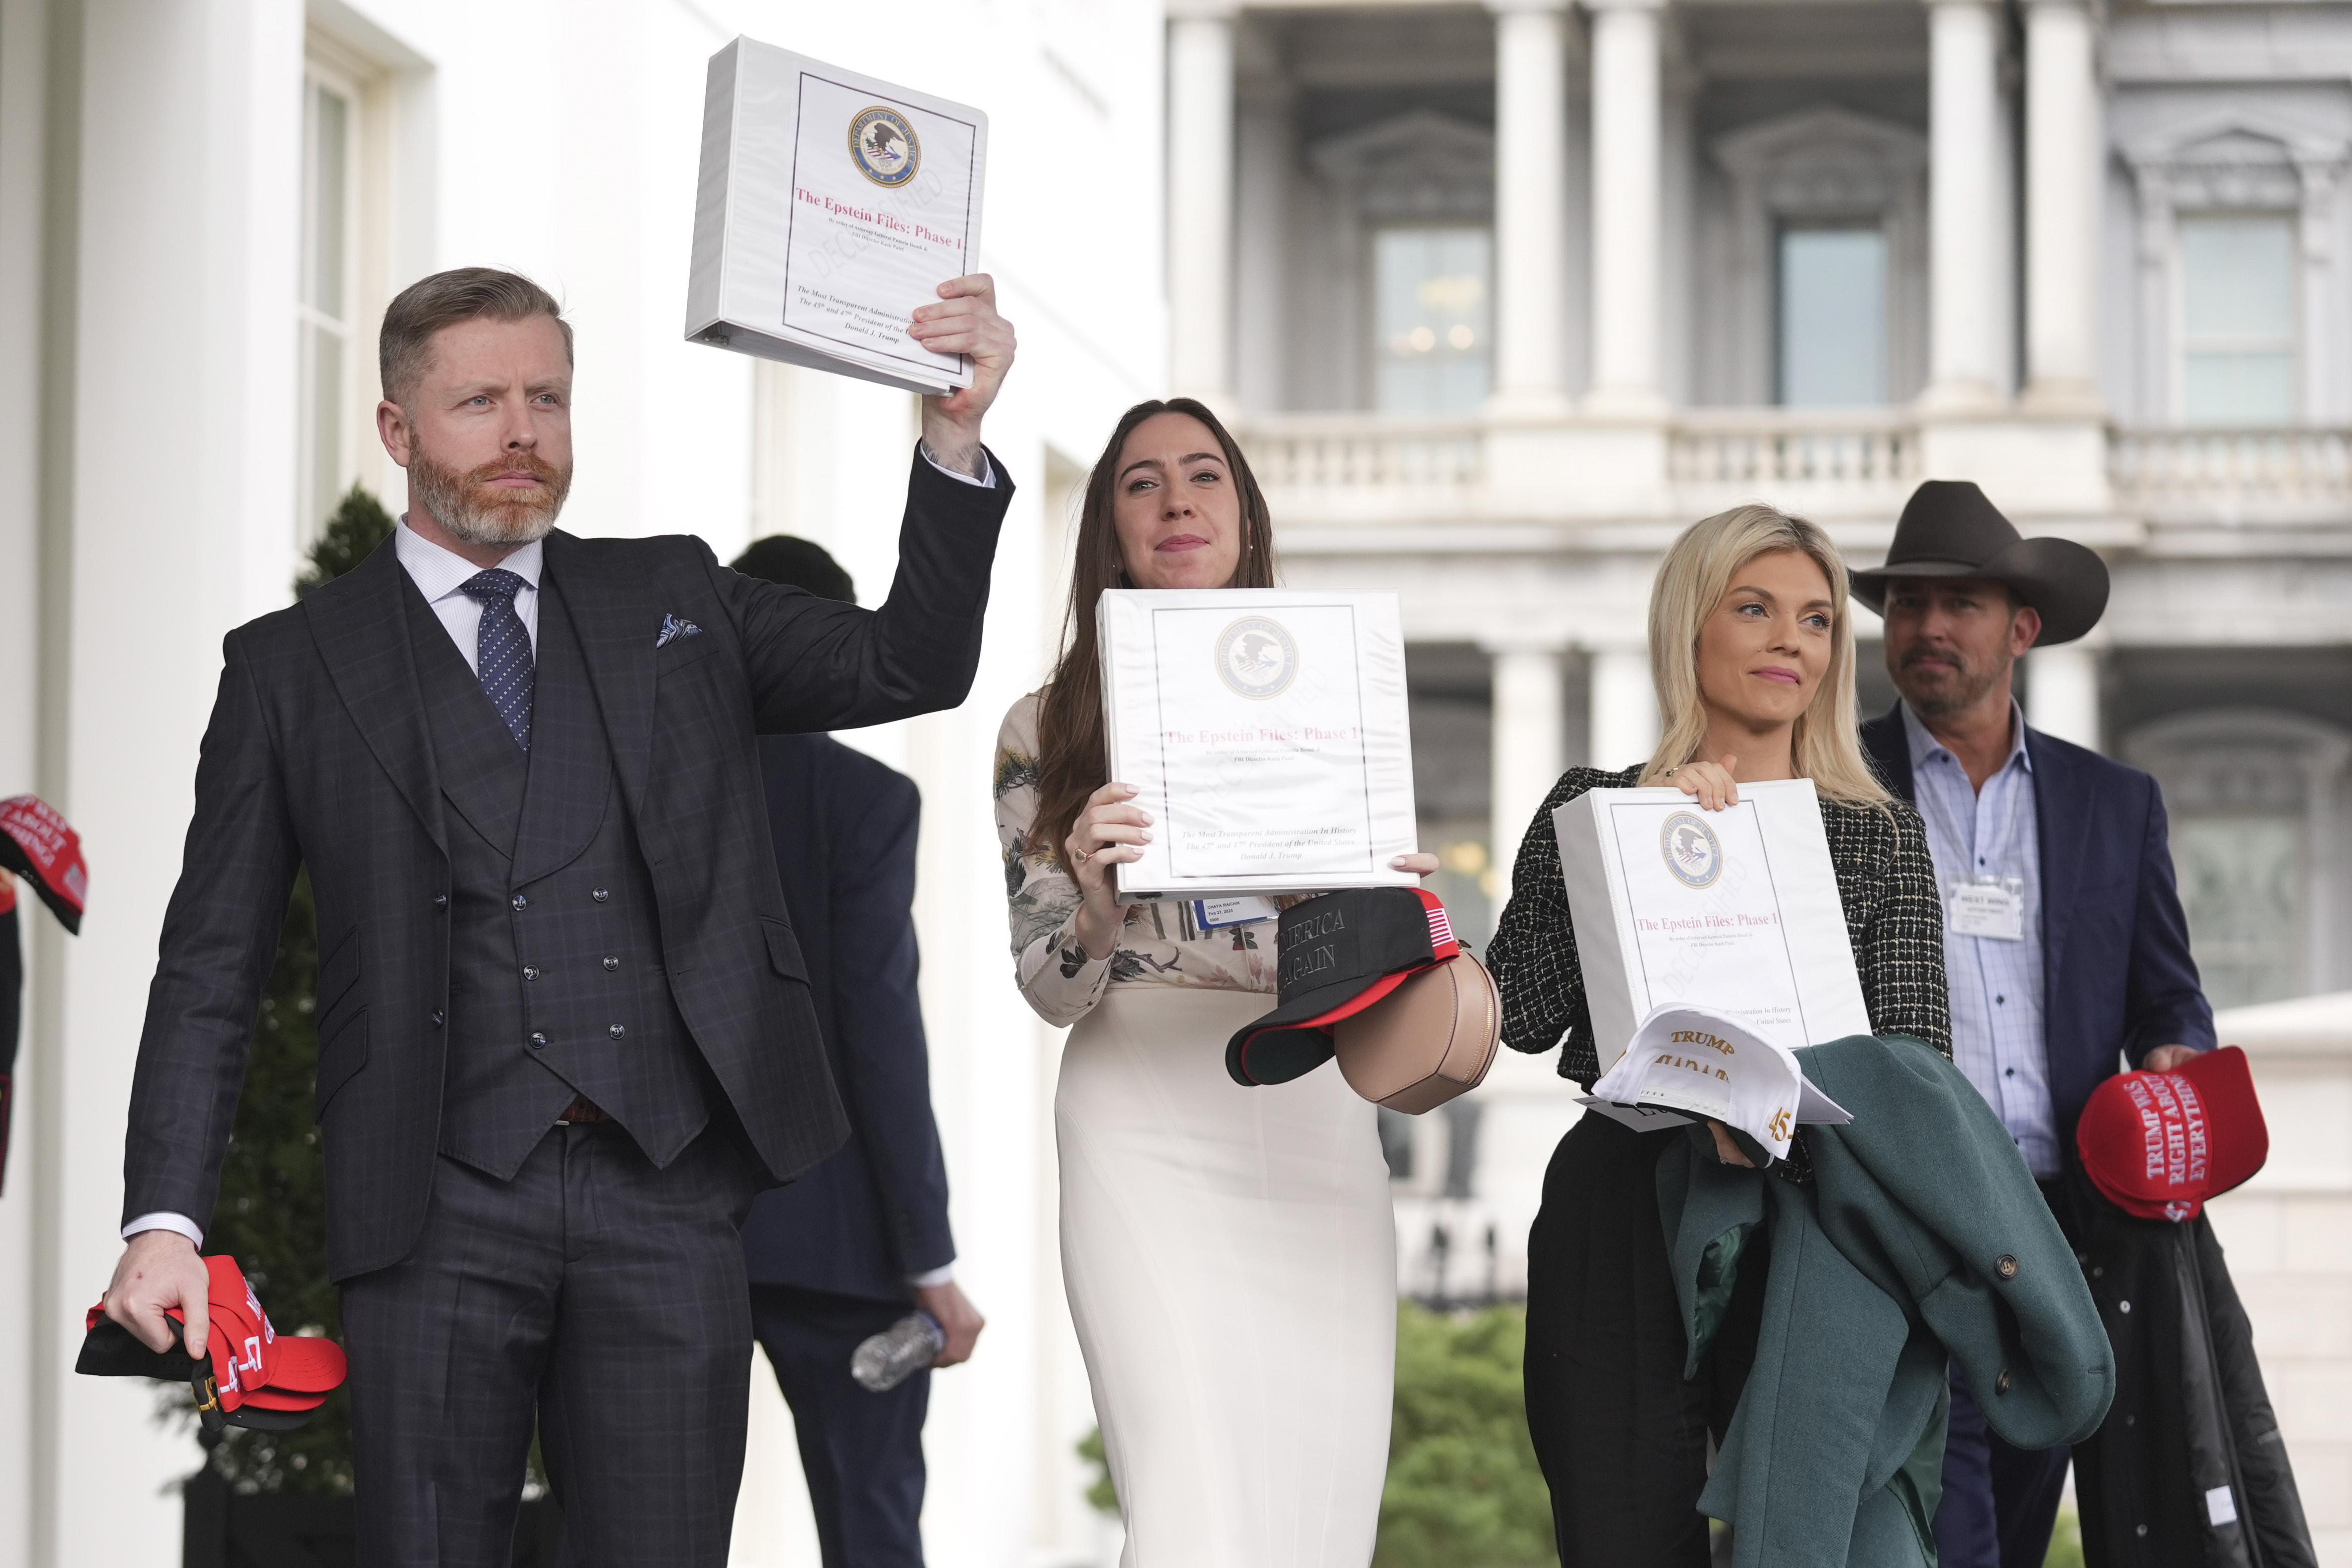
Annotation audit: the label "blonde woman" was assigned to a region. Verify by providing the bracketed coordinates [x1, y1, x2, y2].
[1486, 505, 1951, 1566]
[993, 397, 1437, 1567]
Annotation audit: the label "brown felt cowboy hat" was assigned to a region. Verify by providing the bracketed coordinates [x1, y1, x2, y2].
[1848, 480, 2110, 646]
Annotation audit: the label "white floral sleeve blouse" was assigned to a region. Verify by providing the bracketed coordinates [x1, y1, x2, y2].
[994, 693, 1284, 1027]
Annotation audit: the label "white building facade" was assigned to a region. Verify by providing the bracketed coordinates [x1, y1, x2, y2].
[1168, 0, 2352, 1555]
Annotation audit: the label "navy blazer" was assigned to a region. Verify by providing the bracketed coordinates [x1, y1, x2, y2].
[1860, 705, 2215, 1140]
[739, 733, 954, 1300]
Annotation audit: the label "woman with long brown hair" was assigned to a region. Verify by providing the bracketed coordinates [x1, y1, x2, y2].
[1487, 504, 1951, 1565]
[993, 398, 1433, 1566]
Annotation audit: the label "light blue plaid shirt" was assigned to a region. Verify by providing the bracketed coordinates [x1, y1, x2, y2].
[1904, 703, 2058, 1176]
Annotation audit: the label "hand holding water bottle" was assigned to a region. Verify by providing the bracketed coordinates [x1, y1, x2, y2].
[851, 1278, 985, 1392]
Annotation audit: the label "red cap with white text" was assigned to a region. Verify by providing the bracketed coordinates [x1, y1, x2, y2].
[2075, 1047, 2266, 1223]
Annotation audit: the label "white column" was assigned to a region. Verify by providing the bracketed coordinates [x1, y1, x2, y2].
[2026, 642, 2102, 752]
[1487, 0, 1570, 414]
[1167, 7, 1236, 407]
[2023, 0, 2101, 411]
[1923, 0, 2009, 411]
[1488, 646, 1568, 907]
[30, 3, 307, 1565]
[1583, 0, 1667, 416]
[1588, 645, 1661, 770]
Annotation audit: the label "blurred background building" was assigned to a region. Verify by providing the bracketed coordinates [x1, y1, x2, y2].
[1176, 2, 2352, 1554]
[0, 0, 2348, 1565]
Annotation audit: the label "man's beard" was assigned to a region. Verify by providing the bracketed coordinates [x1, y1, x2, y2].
[1897, 642, 2009, 719]
[409, 446, 571, 547]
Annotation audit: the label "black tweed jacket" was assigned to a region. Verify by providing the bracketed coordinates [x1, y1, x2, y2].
[1487, 766, 1953, 1091]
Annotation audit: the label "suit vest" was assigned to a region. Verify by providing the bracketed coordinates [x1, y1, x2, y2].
[406, 574, 711, 1178]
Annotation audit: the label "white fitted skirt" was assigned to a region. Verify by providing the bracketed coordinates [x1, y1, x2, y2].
[1057, 985, 1397, 1568]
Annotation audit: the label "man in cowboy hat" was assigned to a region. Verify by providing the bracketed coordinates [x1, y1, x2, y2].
[1853, 479, 2216, 1568]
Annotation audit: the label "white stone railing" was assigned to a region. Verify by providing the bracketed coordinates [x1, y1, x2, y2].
[1668, 408, 1920, 489]
[2110, 427, 2352, 504]
[1237, 414, 2352, 526]
[1242, 409, 1927, 512]
[1241, 414, 1486, 493]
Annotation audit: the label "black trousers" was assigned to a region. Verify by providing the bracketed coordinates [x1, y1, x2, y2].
[340, 1122, 759, 1568]
[1524, 1114, 1768, 1568]
[1933, 1177, 2076, 1568]
[1935, 1364, 2072, 1568]
[750, 1284, 931, 1568]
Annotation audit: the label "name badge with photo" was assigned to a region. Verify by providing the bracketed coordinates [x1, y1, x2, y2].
[1946, 876, 2026, 942]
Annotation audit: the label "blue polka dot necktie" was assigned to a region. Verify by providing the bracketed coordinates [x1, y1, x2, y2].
[460, 569, 534, 751]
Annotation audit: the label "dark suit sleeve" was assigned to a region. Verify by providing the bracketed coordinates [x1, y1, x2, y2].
[711, 447, 1011, 735]
[826, 766, 955, 1276]
[121, 630, 302, 1231]
[2121, 776, 2216, 1063]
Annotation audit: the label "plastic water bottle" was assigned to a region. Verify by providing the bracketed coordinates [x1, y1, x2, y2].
[851, 1311, 944, 1392]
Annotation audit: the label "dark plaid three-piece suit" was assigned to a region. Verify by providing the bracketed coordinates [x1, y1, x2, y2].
[121, 450, 1010, 1566]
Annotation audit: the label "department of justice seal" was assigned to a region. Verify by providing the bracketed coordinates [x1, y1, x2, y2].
[1215, 617, 1299, 700]
[848, 106, 920, 188]
[1660, 811, 1724, 889]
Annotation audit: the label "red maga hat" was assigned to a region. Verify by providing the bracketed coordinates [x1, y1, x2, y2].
[0, 794, 87, 935]
[79, 1255, 346, 1436]
[2075, 1047, 2267, 1223]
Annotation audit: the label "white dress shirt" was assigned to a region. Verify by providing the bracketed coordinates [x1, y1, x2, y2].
[394, 518, 543, 669]
[1904, 702, 2058, 1176]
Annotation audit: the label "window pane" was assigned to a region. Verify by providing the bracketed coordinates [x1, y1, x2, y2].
[304, 81, 349, 319]
[2182, 218, 2293, 341]
[2173, 815, 2302, 1008]
[2180, 216, 2295, 424]
[304, 324, 344, 532]
[2184, 352, 2296, 426]
[1375, 227, 1492, 414]
[1778, 226, 1887, 406]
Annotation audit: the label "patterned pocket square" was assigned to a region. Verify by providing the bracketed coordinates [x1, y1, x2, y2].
[655, 614, 701, 648]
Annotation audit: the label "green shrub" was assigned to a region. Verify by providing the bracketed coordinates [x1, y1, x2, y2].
[1375, 1302, 1557, 1568]
[2044, 1508, 2084, 1568]
[1076, 1426, 1117, 1516]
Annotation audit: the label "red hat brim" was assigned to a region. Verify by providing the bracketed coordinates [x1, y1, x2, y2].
[265, 1334, 348, 1394]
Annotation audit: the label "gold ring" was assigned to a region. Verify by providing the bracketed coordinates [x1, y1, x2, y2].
[1072, 847, 1091, 865]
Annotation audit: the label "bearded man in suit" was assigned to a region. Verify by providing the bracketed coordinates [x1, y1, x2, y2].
[100, 266, 1015, 1567]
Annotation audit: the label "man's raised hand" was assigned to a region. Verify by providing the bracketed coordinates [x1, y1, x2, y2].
[910, 274, 1015, 477]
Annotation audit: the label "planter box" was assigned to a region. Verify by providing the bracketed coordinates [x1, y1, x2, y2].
[184, 1468, 564, 1567]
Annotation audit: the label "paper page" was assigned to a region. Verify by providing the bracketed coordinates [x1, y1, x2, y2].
[1605, 797, 1813, 1047]
[1099, 590, 1417, 897]
[1155, 604, 1376, 879]
[781, 70, 982, 385]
